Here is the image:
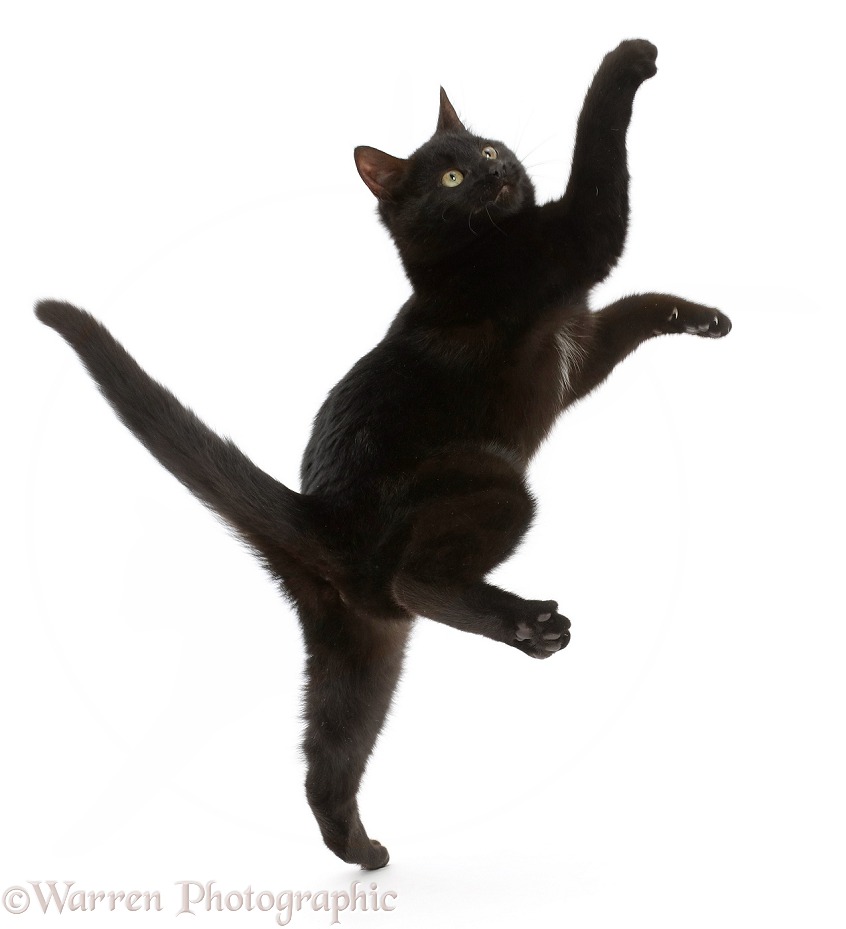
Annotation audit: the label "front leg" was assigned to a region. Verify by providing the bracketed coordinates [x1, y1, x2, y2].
[562, 293, 732, 403]
[543, 40, 658, 286]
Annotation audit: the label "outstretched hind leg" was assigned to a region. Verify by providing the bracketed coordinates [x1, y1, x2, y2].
[391, 445, 571, 658]
[299, 591, 409, 869]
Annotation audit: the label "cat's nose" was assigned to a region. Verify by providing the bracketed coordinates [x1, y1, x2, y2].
[488, 162, 507, 178]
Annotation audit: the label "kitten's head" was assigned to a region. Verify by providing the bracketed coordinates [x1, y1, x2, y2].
[354, 89, 536, 270]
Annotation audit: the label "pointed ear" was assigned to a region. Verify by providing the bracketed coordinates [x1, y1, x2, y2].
[436, 87, 466, 133]
[354, 146, 409, 200]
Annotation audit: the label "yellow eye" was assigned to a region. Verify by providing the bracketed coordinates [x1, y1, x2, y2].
[482, 146, 498, 160]
[441, 169, 464, 188]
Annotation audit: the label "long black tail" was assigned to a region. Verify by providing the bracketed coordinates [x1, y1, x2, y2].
[35, 300, 332, 573]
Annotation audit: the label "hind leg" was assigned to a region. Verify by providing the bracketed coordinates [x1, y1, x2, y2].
[300, 587, 409, 869]
[391, 446, 571, 658]
[394, 576, 570, 659]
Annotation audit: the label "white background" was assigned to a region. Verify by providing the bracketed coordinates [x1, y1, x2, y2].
[2, 2, 844, 927]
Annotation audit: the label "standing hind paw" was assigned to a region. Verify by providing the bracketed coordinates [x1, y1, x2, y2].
[360, 839, 390, 871]
[336, 834, 390, 870]
[513, 601, 571, 659]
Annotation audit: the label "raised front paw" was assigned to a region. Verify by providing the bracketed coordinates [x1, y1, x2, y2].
[607, 39, 658, 85]
[513, 600, 571, 659]
[664, 303, 732, 339]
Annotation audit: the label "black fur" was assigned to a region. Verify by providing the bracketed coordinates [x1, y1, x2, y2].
[35, 40, 730, 870]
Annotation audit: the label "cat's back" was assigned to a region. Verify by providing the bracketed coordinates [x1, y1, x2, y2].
[300, 323, 484, 500]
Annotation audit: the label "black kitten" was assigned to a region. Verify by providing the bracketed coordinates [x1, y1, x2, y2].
[35, 40, 730, 870]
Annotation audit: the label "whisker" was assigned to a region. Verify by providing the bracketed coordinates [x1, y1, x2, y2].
[485, 204, 507, 237]
[513, 112, 532, 158]
[519, 133, 558, 164]
[523, 159, 565, 171]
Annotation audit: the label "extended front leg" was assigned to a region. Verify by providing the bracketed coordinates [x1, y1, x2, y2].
[562, 293, 732, 403]
[542, 40, 658, 286]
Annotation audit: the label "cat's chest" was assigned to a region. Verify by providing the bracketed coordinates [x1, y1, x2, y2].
[493, 321, 585, 456]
